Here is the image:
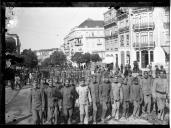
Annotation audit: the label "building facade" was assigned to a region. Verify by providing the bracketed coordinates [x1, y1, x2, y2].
[63, 18, 105, 60]
[104, 7, 170, 69]
[34, 48, 59, 65]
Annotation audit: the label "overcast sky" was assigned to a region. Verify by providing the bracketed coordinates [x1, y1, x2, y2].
[7, 7, 108, 51]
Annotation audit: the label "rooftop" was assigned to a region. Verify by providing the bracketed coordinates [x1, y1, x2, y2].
[78, 18, 104, 28]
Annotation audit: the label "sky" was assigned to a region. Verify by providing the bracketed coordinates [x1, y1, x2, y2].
[7, 7, 108, 51]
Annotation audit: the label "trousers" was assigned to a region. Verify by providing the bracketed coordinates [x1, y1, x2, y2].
[32, 109, 42, 125]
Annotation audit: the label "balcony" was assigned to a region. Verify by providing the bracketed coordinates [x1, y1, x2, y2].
[132, 41, 155, 49]
[133, 22, 155, 32]
[119, 26, 129, 34]
[132, 7, 153, 14]
[104, 18, 117, 26]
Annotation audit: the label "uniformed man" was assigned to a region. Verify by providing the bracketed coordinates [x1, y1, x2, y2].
[89, 74, 100, 124]
[111, 76, 122, 120]
[152, 70, 169, 120]
[130, 77, 143, 119]
[140, 71, 153, 118]
[46, 79, 62, 124]
[28, 79, 45, 125]
[76, 77, 92, 124]
[99, 73, 112, 123]
[121, 78, 130, 120]
[61, 79, 78, 124]
[41, 81, 49, 124]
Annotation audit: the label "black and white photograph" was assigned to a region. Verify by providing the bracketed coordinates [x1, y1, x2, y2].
[4, 6, 170, 125]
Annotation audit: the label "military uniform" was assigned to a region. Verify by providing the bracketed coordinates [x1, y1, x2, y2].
[61, 84, 78, 124]
[77, 81, 92, 124]
[130, 78, 143, 118]
[29, 87, 45, 124]
[46, 84, 62, 124]
[140, 77, 153, 115]
[111, 81, 122, 120]
[89, 78, 100, 123]
[152, 78, 168, 120]
[99, 77, 112, 122]
[121, 82, 130, 119]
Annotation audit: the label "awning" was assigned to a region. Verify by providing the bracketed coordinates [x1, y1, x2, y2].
[162, 46, 170, 54]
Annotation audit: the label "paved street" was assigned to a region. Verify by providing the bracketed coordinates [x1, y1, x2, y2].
[5, 86, 154, 125]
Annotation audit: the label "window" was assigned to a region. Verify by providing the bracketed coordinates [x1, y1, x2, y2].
[92, 32, 94, 37]
[120, 35, 124, 46]
[136, 33, 139, 43]
[141, 32, 148, 43]
[126, 34, 129, 46]
[136, 51, 140, 62]
[149, 12, 153, 21]
[150, 51, 154, 62]
[149, 32, 153, 42]
[126, 19, 129, 26]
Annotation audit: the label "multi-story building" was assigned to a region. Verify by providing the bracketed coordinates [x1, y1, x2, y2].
[104, 7, 170, 69]
[34, 48, 59, 65]
[131, 7, 170, 69]
[63, 18, 105, 60]
[103, 8, 119, 66]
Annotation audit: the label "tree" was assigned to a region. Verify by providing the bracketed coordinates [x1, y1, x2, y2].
[83, 53, 91, 67]
[71, 52, 84, 68]
[41, 57, 51, 67]
[91, 54, 102, 62]
[50, 51, 67, 67]
[21, 49, 38, 69]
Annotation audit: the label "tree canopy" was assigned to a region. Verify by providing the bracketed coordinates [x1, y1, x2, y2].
[71, 52, 102, 67]
[41, 50, 67, 68]
[21, 49, 38, 68]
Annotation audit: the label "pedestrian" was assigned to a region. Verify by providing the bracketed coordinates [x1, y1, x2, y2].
[111, 76, 122, 120]
[140, 71, 152, 119]
[152, 70, 169, 121]
[120, 78, 131, 120]
[28, 79, 45, 125]
[127, 71, 134, 87]
[130, 77, 143, 119]
[76, 77, 92, 124]
[46, 79, 62, 124]
[61, 79, 78, 124]
[89, 74, 100, 124]
[99, 73, 112, 123]
[41, 81, 49, 124]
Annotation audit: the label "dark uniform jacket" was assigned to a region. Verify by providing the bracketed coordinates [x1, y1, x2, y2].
[121, 84, 130, 101]
[46, 86, 62, 107]
[61, 86, 78, 109]
[89, 82, 100, 103]
[29, 88, 45, 111]
[99, 82, 112, 103]
[131, 84, 143, 102]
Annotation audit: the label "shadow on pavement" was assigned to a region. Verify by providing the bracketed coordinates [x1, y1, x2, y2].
[7, 114, 32, 125]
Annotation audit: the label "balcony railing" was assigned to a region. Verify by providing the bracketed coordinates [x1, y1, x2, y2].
[132, 41, 155, 48]
[119, 26, 129, 34]
[133, 22, 155, 31]
[75, 43, 83, 46]
[104, 18, 117, 26]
